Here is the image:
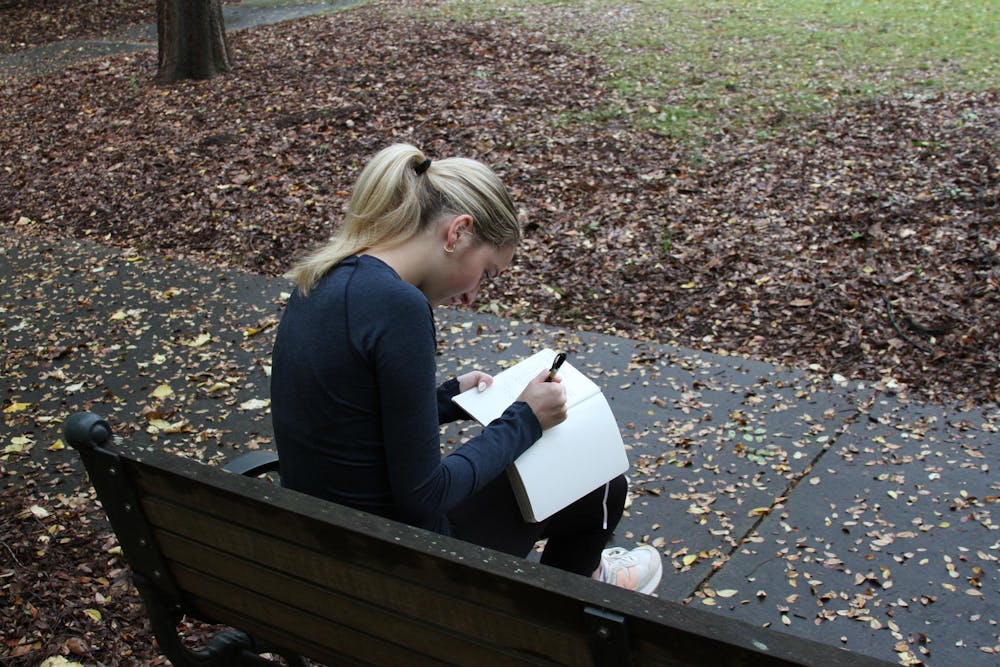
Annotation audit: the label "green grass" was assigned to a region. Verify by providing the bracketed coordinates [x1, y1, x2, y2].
[429, 0, 1000, 140]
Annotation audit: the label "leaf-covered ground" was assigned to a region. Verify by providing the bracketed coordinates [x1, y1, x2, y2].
[0, 0, 153, 54]
[2, 1, 996, 408]
[1, 0, 998, 664]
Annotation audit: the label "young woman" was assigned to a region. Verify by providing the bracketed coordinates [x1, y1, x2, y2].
[270, 143, 661, 593]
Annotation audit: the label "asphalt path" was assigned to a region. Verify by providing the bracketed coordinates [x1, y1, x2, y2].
[3, 227, 996, 666]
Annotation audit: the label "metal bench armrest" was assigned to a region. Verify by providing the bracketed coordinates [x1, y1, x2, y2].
[222, 449, 280, 477]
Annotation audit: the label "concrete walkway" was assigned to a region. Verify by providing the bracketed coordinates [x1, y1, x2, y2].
[3, 227, 996, 666]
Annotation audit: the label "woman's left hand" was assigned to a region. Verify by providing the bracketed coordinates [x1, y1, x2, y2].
[458, 371, 493, 393]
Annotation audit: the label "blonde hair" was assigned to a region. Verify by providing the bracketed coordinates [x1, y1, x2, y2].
[289, 143, 520, 296]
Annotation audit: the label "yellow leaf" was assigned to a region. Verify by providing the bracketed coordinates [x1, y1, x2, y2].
[748, 506, 771, 517]
[682, 554, 698, 566]
[83, 608, 102, 622]
[147, 419, 171, 432]
[716, 589, 738, 598]
[40, 657, 85, 667]
[5, 435, 33, 454]
[186, 332, 212, 347]
[161, 420, 190, 434]
[109, 310, 127, 321]
[150, 384, 174, 399]
[243, 319, 277, 338]
[3, 401, 30, 413]
[49, 439, 65, 451]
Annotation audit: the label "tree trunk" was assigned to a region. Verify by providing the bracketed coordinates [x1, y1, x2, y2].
[156, 0, 233, 83]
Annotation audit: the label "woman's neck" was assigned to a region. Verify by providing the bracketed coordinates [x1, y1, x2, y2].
[363, 234, 435, 289]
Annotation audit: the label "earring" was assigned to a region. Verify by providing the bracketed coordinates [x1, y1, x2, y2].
[444, 244, 455, 254]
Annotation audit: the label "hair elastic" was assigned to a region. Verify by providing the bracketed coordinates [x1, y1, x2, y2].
[415, 158, 432, 175]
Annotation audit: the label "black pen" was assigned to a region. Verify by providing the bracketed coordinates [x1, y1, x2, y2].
[546, 352, 567, 382]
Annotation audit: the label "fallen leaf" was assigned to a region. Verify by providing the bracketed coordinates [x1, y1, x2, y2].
[40, 658, 85, 667]
[150, 383, 174, 399]
[185, 332, 212, 347]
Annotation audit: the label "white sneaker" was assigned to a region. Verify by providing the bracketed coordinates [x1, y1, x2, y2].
[596, 545, 663, 594]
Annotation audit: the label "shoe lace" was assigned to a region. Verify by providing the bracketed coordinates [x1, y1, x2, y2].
[601, 547, 644, 579]
[602, 547, 628, 561]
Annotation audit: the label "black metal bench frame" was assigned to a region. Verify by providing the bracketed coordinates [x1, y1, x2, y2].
[64, 411, 891, 667]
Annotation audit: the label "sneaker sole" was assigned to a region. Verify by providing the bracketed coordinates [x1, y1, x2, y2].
[638, 561, 663, 595]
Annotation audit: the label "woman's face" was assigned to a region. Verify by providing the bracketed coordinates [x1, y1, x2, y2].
[440, 239, 515, 308]
[420, 213, 516, 308]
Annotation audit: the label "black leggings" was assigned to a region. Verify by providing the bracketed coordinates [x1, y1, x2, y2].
[448, 473, 628, 577]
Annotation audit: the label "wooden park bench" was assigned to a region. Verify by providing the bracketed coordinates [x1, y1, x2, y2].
[64, 411, 891, 667]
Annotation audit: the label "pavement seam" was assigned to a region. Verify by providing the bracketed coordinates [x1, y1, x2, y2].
[682, 391, 877, 600]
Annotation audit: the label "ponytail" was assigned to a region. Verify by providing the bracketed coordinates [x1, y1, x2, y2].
[289, 143, 520, 296]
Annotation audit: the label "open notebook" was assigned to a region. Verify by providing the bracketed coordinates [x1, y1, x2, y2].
[452, 349, 629, 522]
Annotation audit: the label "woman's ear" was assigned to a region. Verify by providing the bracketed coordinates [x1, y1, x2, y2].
[445, 214, 475, 250]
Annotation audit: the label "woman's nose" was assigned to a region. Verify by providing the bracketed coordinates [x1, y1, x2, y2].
[455, 287, 478, 307]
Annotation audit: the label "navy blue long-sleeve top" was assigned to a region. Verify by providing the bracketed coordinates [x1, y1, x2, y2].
[270, 255, 541, 534]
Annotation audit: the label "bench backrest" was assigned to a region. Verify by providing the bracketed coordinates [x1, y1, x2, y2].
[65, 412, 888, 667]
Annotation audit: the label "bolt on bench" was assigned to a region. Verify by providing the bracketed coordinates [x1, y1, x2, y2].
[64, 411, 893, 667]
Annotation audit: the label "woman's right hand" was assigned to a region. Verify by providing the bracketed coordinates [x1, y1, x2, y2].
[517, 370, 568, 430]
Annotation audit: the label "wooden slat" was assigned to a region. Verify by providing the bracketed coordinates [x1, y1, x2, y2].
[142, 497, 586, 665]
[172, 563, 455, 667]
[189, 597, 370, 667]
[131, 462, 592, 645]
[161, 532, 563, 666]
[131, 461, 579, 623]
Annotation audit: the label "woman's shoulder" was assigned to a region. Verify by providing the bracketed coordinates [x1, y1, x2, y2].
[346, 256, 430, 315]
